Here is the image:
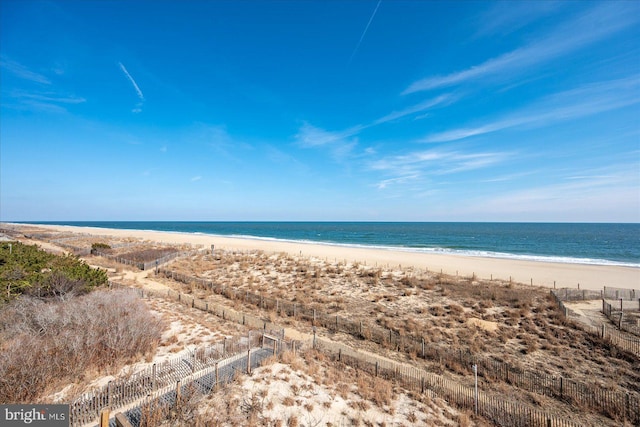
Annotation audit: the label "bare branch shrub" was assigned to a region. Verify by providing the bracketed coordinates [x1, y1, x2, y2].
[0, 289, 164, 403]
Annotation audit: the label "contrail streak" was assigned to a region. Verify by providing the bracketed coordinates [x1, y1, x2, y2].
[118, 62, 144, 101]
[348, 0, 381, 66]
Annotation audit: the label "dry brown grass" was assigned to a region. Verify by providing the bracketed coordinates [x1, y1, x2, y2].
[140, 248, 640, 423]
[0, 290, 163, 403]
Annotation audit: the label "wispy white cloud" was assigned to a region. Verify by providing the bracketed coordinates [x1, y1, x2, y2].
[370, 149, 510, 190]
[473, 162, 640, 221]
[403, 3, 639, 94]
[474, 1, 563, 38]
[296, 93, 451, 160]
[424, 75, 640, 143]
[185, 123, 253, 162]
[7, 101, 68, 114]
[374, 174, 419, 190]
[191, 176, 202, 182]
[295, 122, 362, 147]
[480, 170, 538, 183]
[13, 91, 85, 104]
[0, 56, 51, 84]
[3, 90, 86, 113]
[348, 0, 382, 65]
[295, 122, 359, 160]
[118, 62, 145, 113]
[373, 94, 453, 125]
[368, 150, 512, 192]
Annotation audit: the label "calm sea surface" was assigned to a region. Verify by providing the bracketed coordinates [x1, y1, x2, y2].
[32, 222, 640, 268]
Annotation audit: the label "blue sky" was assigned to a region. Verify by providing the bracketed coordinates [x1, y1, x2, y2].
[1, 0, 639, 222]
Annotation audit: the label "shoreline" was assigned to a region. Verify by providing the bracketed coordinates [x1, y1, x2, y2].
[6, 222, 640, 291]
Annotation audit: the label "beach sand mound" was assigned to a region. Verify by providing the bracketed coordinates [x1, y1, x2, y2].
[466, 317, 499, 332]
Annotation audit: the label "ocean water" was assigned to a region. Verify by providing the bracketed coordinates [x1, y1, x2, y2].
[31, 222, 640, 268]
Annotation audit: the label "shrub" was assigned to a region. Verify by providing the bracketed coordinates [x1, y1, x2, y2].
[0, 242, 107, 302]
[0, 290, 164, 403]
[91, 242, 111, 251]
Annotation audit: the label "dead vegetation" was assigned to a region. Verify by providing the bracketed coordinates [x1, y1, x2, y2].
[0, 290, 164, 403]
[148, 249, 639, 423]
[165, 251, 637, 375]
[140, 349, 469, 427]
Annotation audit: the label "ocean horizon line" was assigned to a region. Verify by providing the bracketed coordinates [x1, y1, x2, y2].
[7, 221, 639, 269]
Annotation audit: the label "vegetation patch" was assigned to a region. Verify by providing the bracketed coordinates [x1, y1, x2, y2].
[119, 248, 178, 263]
[0, 242, 108, 302]
[0, 289, 164, 403]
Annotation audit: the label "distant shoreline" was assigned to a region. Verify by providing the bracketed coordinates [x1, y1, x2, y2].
[6, 222, 639, 291]
[12, 220, 640, 268]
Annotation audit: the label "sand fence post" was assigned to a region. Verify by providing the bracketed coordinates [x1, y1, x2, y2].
[176, 380, 181, 406]
[215, 362, 220, 390]
[100, 408, 110, 427]
[107, 381, 112, 408]
[152, 363, 157, 391]
[247, 349, 252, 374]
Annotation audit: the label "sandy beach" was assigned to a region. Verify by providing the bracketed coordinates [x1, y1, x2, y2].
[12, 223, 639, 291]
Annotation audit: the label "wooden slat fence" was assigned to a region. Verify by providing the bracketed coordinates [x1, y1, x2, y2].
[94, 248, 206, 270]
[120, 339, 294, 427]
[69, 330, 267, 426]
[314, 338, 587, 427]
[107, 282, 286, 344]
[156, 269, 640, 424]
[603, 286, 640, 301]
[556, 288, 603, 301]
[602, 300, 640, 336]
[551, 290, 640, 357]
